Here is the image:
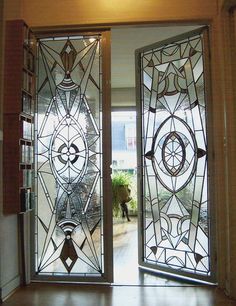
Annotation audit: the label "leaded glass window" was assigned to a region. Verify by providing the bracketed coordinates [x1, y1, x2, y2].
[35, 35, 106, 277]
[138, 29, 212, 279]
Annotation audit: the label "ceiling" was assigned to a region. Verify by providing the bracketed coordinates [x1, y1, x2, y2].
[111, 25, 202, 89]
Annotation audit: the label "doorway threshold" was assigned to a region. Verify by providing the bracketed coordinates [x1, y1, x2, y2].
[113, 217, 214, 287]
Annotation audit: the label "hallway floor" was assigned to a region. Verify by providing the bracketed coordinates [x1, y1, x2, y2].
[3, 283, 236, 306]
[3, 217, 236, 305]
[113, 217, 201, 286]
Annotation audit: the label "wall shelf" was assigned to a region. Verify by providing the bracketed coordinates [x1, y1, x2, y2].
[3, 20, 36, 214]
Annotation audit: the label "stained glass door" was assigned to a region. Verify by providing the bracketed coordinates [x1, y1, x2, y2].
[136, 28, 215, 282]
[34, 31, 112, 282]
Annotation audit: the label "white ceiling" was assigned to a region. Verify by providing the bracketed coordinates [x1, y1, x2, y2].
[111, 25, 202, 89]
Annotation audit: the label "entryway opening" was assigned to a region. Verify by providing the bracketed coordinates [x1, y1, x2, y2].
[33, 24, 214, 285]
[111, 109, 138, 284]
[111, 109, 198, 286]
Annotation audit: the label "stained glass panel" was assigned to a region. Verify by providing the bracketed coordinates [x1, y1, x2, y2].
[138, 30, 211, 278]
[35, 35, 104, 277]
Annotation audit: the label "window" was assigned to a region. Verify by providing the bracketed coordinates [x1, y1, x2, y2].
[112, 110, 137, 172]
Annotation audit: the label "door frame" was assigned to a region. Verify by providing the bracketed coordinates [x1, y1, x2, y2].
[135, 26, 216, 283]
[31, 29, 113, 283]
[29, 22, 219, 284]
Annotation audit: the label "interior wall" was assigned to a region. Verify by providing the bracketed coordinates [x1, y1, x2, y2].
[0, 0, 3, 300]
[218, 0, 236, 9]
[111, 88, 135, 107]
[206, 16, 227, 291]
[229, 7, 236, 296]
[21, 0, 217, 27]
[216, 0, 236, 298]
[4, 0, 22, 21]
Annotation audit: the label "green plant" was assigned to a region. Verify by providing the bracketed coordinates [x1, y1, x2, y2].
[112, 171, 132, 186]
[129, 198, 137, 212]
[111, 171, 136, 217]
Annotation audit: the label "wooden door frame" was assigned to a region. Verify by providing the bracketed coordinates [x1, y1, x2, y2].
[216, 0, 236, 297]
[29, 20, 225, 286]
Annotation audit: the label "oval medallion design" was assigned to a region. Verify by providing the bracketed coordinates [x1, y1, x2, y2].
[162, 131, 186, 176]
[49, 115, 88, 193]
[147, 115, 198, 192]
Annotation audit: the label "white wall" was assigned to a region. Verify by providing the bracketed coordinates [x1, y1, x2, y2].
[112, 88, 136, 107]
[0, 216, 20, 300]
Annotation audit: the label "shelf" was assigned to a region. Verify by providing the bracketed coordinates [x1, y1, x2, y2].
[20, 139, 33, 145]
[23, 66, 34, 76]
[23, 47, 35, 73]
[20, 188, 32, 212]
[3, 20, 35, 214]
[22, 91, 34, 116]
[19, 164, 33, 169]
[23, 70, 34, 94]
[20, 112, 33, 121]
[22, 88, 33, 97]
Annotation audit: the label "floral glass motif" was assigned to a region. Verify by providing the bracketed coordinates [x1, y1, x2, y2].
[140, 33, 210, 276]
[35, 35, 103, 276]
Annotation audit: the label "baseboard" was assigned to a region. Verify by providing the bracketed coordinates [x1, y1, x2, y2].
[0, 274, 21, 301]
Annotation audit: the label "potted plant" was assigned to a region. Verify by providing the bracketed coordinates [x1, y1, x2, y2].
[111, 171, 137, 220]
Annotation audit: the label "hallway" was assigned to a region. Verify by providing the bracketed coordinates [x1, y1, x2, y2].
[3, 283, 236, 306]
